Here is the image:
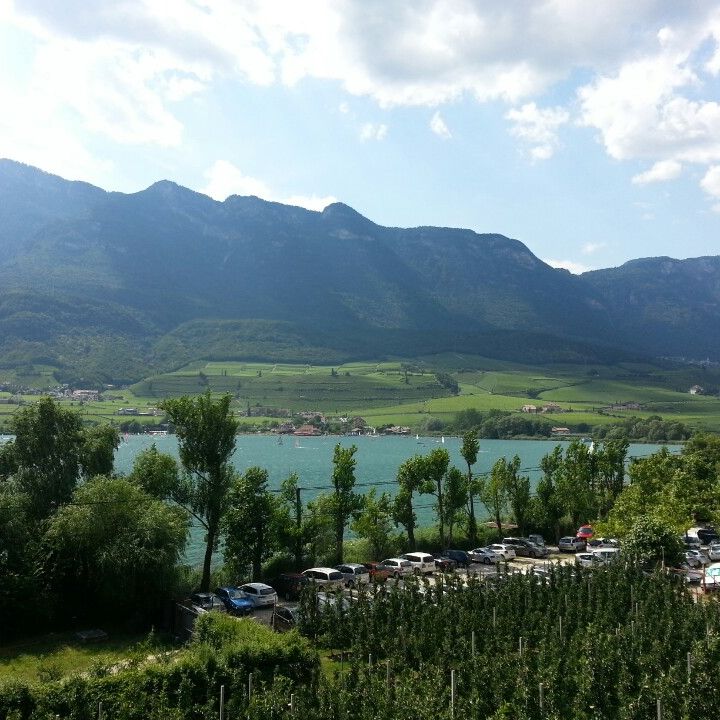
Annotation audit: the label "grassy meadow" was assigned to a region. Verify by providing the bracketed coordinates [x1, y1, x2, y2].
[2, 355, 720, 433]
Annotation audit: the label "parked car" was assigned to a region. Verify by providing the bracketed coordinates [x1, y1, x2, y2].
[189, 592, 227, 614]
[335, 563, 371, 587]
[503, 537, 546, 558]
[708, 543, 720, 561]
[576, 525, 594, 540]
[301, 567, 345, 589]
[587, 537, 620, 550]
[487, 543, 516, 561]
[685, 549, 711, 568]
[687, 526, 719, 545]
[271, 604, 299, 631]
[592, 548, 620, 565]
[401, 552, 436, 575]
[274, 572, 308, 601]
[575, 553, 601, 569]
[363, 562, 393, 582]
[703, 564, 720, 592]
[528, 534, 546, 548]
[433, 554, 458, 571]
[468, 547, 499, 564]
[214, 586, 254, 616]
[377, 558, 413, 578]
[559, 536, 586, 552]
[239, 582, 278, 607]
[443, 549, 471, 568]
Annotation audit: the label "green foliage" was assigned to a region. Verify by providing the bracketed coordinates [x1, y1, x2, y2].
[160, 392, 238, 591]
[223, 467, 280, 581]
[620, 516, 685, 568]
[327, 444, 362, 564]
[128, 444, 179, 499]
[351, 488, 395, 560]
[43, 476, 188, 624]
[595, 415, 691, 441]
[80, 424, 120, 478]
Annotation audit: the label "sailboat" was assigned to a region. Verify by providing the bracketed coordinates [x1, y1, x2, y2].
[441, 436, 445, 444]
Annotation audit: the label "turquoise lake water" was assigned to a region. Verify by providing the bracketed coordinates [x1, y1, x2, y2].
[115, 435, 677, 566]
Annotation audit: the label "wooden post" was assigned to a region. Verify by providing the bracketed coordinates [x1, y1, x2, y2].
[369, 653, 373, 667]
[290, 693, 296, 715]
[248, 673, 253, 702]
[493, 607, 496, 629]
[656, 698, 662, 720]
[450, 669, 456, 717]
[98, 701, 103, 720]
[471, 630, 476, 656]
[559, 616, 563, 642]
[219, 685, 225, 720]
[519, 636, 523, 655]
[386, 660, 390, 687]
[539, 683, 544, 715]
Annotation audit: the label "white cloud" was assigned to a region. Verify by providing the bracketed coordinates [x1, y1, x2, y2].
[543, 258, 592, 274]
[582, 242, 606, 255]
[632, 160, 683, 185]
[701, 165, 720, 199]
[200, 160, 336, 211]
[506, 102, 569, 160]
[429, 111, 451, 139]
[338, 101, 349, 114]
[360, 122, 388, 141]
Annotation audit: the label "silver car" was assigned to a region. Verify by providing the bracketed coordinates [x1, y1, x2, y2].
[558, 536, 586, 553]
[469, 547, 499, 564]
[335, 563, 371, 587]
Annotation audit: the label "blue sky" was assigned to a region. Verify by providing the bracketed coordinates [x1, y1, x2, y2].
[2, 1, 720, 273]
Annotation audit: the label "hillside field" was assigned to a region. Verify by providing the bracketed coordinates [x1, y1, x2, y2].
[1, 355, 720, 434]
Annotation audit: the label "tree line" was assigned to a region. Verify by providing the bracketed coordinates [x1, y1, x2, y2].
[2, 392, 719, 640]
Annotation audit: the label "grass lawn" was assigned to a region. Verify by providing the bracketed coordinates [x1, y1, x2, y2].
[0, 631, 175, 684]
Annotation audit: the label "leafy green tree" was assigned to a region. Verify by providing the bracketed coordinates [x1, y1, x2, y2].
[532, 445, 564, 540]
[223, 467, 279, 581]
[277, 472, 305, 569]
[328, 443, 362, 564]
[160, 392, 238, 591]
[128, 443, 179, 499]
[351, 488, 394, 560]
[304, 493, 336, 564]
[393, 456, 424, 550]
[8, 397, 85, 520]
[505, 460, 531, 536]
[418, 447, 451, 546]
[461, 430, 480, 544]
[479, 457, 513, 536]
[43, 476, 188, 622]
[555, 440, 595, 527]
[620, 516, 685, 568]
[80, 425, 120, 478]
[443, 466, 468, 545]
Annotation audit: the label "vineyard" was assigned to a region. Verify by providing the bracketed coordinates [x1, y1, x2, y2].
[260, 565, 720, 719]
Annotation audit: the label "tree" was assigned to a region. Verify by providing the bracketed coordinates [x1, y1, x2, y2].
[443, 466, 468, 546]
[80, 425, 120, 478]
[461, 431, 480, 544]
[277, 472, 305, 569]
[328, 443, 362, 564]
[533, 445, 564, 541]
[160, 392, 238, 591]
[505, 460, 531, 536]
[351, 488, 395, 560]
[479, 457, 513, 536]
[418, 448, 451, 546]
[128, 443, 179, 499]
[9, 397, 85, 520]
[393, 456, 425, 550]
[43, 476, 188, 623]
[223, 467, 278, 581]
[620, 516, 685, 568]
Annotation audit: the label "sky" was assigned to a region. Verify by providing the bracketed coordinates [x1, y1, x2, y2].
[2, 1, 720, 273]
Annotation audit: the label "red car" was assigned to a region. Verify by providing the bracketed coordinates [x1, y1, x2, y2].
[363, 562, 392, 582]
[576, 525, 594, 540]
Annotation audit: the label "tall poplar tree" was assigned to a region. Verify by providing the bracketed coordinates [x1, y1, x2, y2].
[160, 392, 238, 591]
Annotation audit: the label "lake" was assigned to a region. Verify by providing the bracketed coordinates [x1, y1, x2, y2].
[115, 434, 677, 566]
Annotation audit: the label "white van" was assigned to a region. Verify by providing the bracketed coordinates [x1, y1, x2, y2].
[401, 552, 436, 575]
[301, 567, 345, 589]
[592, 548, 620, 565]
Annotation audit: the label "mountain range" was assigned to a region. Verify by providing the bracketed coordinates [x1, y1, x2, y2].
[0, 159, 718, 385]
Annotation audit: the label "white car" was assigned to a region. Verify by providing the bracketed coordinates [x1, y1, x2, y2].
[592, 548, 620, 565]
[401, 552, 436, 575]
[377, 558, 413, 578]
[703, 563, 720, 592]
[685, 549, 711, 568]
[487, 544, 516, 561]
[469, 547, 499, 564]
[301, 567, 345, 589]
[575, 553, 601, 568]
[239, 582, 278, 607]
[708, 543, 720, 561]
[334, 563, 371, 587]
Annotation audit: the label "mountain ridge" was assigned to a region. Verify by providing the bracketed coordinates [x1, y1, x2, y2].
[0, 159, 718, 384]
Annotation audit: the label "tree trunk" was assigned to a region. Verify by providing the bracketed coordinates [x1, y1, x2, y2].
[201, 524, 216, 592]
[495, 510, 502, 538]
[408, 524, 416, 551]
[468, 493, 477, 545]
[335, 519, 344, 564]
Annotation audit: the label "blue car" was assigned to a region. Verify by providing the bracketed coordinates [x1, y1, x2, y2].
[215, 586, 254, 616]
